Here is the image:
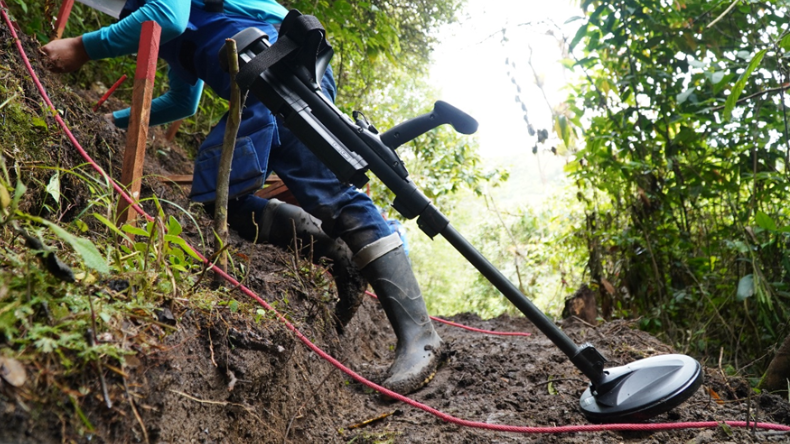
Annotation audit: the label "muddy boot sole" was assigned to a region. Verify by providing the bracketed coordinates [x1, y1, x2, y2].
[381, 341, 448, 396]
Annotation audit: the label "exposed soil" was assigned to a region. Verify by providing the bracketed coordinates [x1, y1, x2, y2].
[2, 18, 790, 444]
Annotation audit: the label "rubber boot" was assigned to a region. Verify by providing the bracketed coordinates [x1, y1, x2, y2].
[259, 199, 367, 332]
[355, 233, 444, 395]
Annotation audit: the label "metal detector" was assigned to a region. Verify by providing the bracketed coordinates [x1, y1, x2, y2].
[221, 10, 703, 423]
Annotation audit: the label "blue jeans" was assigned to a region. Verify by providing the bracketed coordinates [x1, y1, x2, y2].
[184, 14, 390, 253]
[214, 104, 391, 253]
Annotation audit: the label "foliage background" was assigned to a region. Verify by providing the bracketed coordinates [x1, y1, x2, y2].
[562, 0, 790, 381]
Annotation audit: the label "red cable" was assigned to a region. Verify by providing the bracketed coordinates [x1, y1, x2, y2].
[366, 291, 532, 337]
[4, 8, 789, 435]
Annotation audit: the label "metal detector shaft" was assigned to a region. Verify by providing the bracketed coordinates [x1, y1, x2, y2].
[439, 223, 605, 383]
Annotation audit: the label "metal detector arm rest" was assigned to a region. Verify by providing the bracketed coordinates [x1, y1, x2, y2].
[266, 73, 370, 188]
[231, 31, 370, 188]
[233, 30, 455, 225]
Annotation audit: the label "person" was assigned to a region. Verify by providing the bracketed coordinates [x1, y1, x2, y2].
[41, 0, 444, 395]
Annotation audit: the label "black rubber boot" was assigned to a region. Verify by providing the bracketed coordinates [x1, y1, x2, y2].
[359, 242, 444, 395]
[259, 200, 367, 332]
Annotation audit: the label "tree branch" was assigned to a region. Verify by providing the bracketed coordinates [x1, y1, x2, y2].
[214, 38, 243, 283]
[708, 84, 790, 112]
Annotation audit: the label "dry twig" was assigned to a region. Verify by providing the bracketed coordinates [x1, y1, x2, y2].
[208, 328, 218, 368]
[346, 411, 397, 430]
[168, 388, 282, 440]
[213, 38, 244, 284]
[125, 378, 149, 444]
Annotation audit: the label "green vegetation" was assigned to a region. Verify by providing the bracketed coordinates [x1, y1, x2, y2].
[0, 162, 201, 432]
[564, 0, 790, 379]
[410, 179, 587, 320]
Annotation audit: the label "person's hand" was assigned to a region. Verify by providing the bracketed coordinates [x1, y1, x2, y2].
[41, 36, 90, 73]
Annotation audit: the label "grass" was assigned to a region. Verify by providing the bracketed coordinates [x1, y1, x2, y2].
[0, 122, 221, 435]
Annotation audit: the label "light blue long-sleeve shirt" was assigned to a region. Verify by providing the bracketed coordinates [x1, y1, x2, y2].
[81, 0, 288, 128]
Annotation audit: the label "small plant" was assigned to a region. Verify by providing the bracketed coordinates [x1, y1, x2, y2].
[93, 195, 203, 290]
[0, 153, 211, 436]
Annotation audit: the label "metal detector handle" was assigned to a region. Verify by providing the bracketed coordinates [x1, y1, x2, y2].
[379, 101, 479, 150]
[218, 27, 269, 73]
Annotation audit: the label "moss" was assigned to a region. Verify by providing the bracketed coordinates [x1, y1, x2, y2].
[0, 67, 58, 162]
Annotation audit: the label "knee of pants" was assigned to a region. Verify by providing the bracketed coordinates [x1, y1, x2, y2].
[310, 200, 392, 254]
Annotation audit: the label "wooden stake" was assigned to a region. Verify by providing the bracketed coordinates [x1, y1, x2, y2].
[116, 21, 161, 226]
[164, 119, 182, 141]
[54, 0, 74, 39]
[93, 74, 128, 112]
[214, 38, 242, 282]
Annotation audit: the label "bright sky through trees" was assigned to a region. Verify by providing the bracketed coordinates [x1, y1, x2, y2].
[430, 0, 580, 161]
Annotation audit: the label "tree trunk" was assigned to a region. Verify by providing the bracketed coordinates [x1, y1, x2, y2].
[761, 333, 790, 394]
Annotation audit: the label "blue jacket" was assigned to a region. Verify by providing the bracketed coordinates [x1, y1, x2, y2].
[82, 0, 288, 128]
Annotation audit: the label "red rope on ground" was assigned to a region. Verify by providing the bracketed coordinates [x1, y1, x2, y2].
[4, 8, 789, 435]
[366, 291, 532, 337]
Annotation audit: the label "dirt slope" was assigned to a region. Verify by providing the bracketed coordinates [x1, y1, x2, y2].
[1, 20, 790, 444]
[7, 295, 790, 444]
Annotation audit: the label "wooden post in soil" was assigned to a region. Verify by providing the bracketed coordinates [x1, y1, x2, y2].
[213, 38, 243, 282]
[760, 333, 790, 394]
[165, 119, 183, 142]
[54, 0, 75, 39]
[116, 21, 161, 226]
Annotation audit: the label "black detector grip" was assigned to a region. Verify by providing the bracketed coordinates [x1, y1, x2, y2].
[379, 101, 478, 150]
[219, 27, 270, 73]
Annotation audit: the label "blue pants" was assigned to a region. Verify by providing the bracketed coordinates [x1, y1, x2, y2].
[209, 109, 391, 253]
[178, 9, 390, 253]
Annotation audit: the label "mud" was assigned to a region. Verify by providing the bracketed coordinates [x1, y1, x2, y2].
[2, 18, 790, 444]
[8, 295, 790, 444]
